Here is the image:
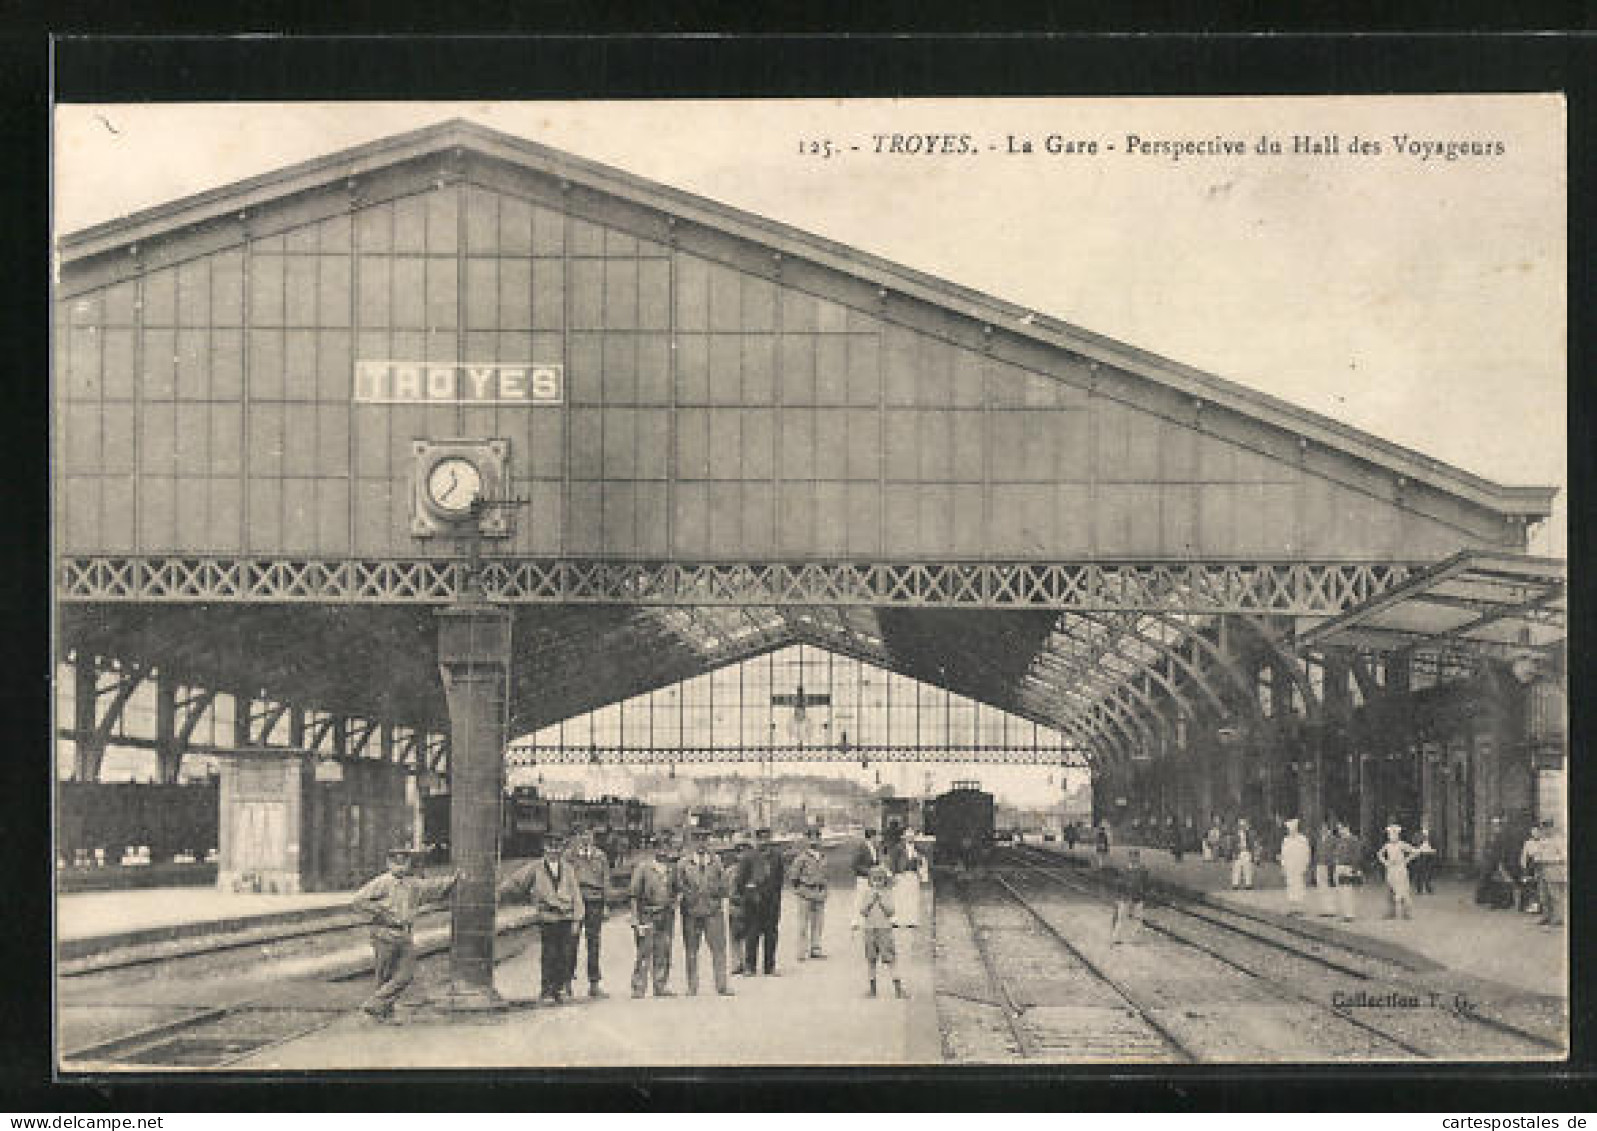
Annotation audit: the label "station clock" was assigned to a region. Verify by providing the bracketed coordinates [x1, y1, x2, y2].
[411, 439, 512, 538]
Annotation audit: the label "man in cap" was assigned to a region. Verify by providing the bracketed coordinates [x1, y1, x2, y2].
[1331, 820, 1362, 921]
[498, 833, 586, 1004]
[1477, 815, 1515, 909]
[628, 835, 678, 997]
[1375, 822, 1420, 920]
[564, 827, 611, 999]
[351, 847, 459, 1022]
[789, 827, 830, 961]
[1229, 817, 1256, 890]
[850, 826, 882, 928]
[728, 836, 755, 975]
[736, 827, 784, 975]
[1278, 818, 1312, 915]
[675, 828, 735, 995]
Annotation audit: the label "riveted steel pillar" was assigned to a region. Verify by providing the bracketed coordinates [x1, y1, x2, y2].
[435, 597, 512, 1010]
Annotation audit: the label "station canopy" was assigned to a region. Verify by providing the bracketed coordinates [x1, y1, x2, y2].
[55, 120, 1560, 771]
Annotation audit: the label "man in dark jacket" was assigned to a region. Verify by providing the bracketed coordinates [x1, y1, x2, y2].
[564, 828, 611, 999]
[850, 827, 882, 927]
[736, 827, 784, 975]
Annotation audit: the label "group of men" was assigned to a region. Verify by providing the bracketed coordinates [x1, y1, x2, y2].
[1478, 815, 1567, 927]
[350, 821, 915, 1020]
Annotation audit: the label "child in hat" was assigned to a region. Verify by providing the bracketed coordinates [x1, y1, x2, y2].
[855, 863, 907, 999]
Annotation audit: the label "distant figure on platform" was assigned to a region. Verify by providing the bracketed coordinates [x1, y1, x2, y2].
[1278, 818, 1311, 915]
[1203, 819, 1223, 863]
[737, 827, 783, 975]
[1519, 824, 1548, 917]
[1332, 821, 1361, 921]
[675, 829, 735, 996]
[1064, 823, 1078, 851]
[1166, 815, 1184, 863]
[1314, 822, 1339, 917]
[850, 826, 882, 927]
[1409, 824, 1438, 896]
[729, 838, 754, 974]
[1377, 823, 1421, 920]
[498, 833, 585, 1005]
[1532, 822, 1566, 928]
[790, 827, 830, 960]
[629, 837, 678, 998]
[1093, 821, 1112, 869]
[1476, 815, 1516, 909]
[565, 828, 611, 999]
[1111, 848, 1150, 944]
[856, 863, 907, 998]
[351, 848, 458, 1023]
[1228, 818, 1256, 890]
[885, 822, 922, 928]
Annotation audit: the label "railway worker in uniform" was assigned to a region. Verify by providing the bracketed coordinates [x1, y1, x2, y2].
[1332, 821, 1362, 922]
[629, 836, 679, 998]
[855, 862, 907, 999]
[1314, 822, 1339, 917]
[1376, 823, 1421, 920]
[789, 827, 830, 960]
[850, 826, 882, 927]
[1093, 821, 1112, 869]
[729, 837, 754, 975]
[1409, 823, 1439, 896]
[1228, 817, 1256, 890]
[351, 848, 458, 1022]
[564, 828, 611, 999]
[1476, 815, 1517, 910]
[498, 833, 585, 1005]
[1111, 847, 1150, 944]
[742, 826, 787, 975]
[1278, 818, 1312, 916]
[675, 828, 735, 995]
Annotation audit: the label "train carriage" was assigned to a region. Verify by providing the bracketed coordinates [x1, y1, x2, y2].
[925, 781, 995, 866]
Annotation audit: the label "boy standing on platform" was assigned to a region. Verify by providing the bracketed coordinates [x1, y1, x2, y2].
[629, 837, 679, 998]
[565, 828, 611, 999]
[351, 848, 458, 1022]
[855, 863, 907, 999]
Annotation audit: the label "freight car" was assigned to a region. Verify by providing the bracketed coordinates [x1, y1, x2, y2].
[924, 781, 995, 866]
[57, 780, 219, 867]
[422, 789, 654, 864]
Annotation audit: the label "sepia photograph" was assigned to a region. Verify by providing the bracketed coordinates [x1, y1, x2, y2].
[50, 95, 1567, 1072]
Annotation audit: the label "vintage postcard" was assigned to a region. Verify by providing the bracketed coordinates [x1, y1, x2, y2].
[52, 96, 1566, 1071]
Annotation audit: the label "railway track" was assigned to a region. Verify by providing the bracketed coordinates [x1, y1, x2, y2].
[1001, 846, 1563, 1061]
[938, 872, 1192, 1062]
[59, 913, 538, 1071]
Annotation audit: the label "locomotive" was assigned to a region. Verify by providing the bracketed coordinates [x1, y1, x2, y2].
[422, 788, 654, 864]
[924, 781, 995, 866]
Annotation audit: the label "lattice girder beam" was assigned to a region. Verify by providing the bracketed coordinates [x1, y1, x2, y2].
[59, 556, 1421, 614]
[507, 743, 1094, 767]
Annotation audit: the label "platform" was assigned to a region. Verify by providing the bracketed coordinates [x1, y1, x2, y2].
[232, 858, 942, 1069]
[57, 886, 355, 953]
[1046, 843, 1567, 1000]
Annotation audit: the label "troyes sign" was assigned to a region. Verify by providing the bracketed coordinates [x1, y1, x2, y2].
[354, 360, 564, 405]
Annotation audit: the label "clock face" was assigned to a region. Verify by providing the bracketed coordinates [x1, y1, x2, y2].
[426, 457, 483, 513]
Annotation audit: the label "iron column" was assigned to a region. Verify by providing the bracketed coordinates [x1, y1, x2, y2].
[435, 589, 512, 1009]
